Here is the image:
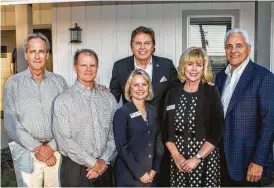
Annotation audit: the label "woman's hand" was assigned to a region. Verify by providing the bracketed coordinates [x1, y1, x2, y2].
[172, 154, 186, 172]
[148, 170, 156, 181]
[181, 157, 201, 173]
[140, 172, 152, 184]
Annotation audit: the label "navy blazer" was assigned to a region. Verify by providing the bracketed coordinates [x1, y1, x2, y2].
[113, 102, 164, 187]
[109, 55, 180, 117]
[215, 60, 274, 181]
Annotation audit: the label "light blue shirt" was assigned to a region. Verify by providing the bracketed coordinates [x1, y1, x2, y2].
[53, 81, 117, 168]
[4, 68, 68, 151]
[221, 58, 250, 116]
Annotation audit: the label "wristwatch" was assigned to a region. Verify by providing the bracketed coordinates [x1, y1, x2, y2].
[195, 153, 204, 161]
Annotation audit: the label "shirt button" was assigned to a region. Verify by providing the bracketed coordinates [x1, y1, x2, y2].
[148, 143, 151, 147]
[147, 131, 150, 134]
[148, 154, 152, 158]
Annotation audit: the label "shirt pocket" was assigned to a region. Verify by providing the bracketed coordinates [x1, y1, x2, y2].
[100, 107, 113, 130]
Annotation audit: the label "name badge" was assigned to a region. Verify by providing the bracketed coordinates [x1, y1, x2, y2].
[130, 111, 142, 118]
[166, 104, 175, 111]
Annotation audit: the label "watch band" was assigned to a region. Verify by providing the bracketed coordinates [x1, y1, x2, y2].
[195, 153, 204, 160]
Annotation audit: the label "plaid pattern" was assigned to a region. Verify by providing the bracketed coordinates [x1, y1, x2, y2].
[215, 61, 274, 181]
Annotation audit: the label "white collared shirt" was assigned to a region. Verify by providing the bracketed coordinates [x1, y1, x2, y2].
[221, 57, 250, 116]
[134, 57, 153, 80]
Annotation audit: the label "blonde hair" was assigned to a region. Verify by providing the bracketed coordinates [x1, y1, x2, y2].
[124, 69, 153, 102]
[177, 47, 213, 83]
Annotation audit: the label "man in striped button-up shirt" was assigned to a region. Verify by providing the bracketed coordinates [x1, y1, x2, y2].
[52, 49, 117, 187]
[4, 33, 68, 187]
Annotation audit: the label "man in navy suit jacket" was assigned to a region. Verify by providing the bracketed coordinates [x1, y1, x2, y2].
[110, 26, 180, 186]
[215, 28, 274, 187]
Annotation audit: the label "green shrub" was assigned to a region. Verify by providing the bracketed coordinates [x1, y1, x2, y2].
[1, 147, 17, 187]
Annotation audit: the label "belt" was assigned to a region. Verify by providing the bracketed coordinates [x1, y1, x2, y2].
[39, 140, 49, 145]
[175, 130, 196, 138]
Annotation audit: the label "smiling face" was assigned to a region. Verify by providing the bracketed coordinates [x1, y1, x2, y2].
[183, 59, 204, 84]
[24, 38, 49, 72]
[129, 74, 149, 101]
[131, 33, 154, 63]
[225, 34, 251, 71]
[74, 53, 98, 87]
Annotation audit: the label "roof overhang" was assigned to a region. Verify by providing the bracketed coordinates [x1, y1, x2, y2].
[1, 0, 267, 6]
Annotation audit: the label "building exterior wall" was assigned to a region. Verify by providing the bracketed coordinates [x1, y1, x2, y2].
[52, 2, 255, 87]
[1, 4, 52, 29]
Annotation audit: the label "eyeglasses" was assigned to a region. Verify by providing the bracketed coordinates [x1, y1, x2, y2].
[225, 44, 247, 51]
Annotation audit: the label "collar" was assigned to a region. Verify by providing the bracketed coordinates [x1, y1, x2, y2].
[25, 67, 48, 80]
[225, 57, 250, 77]
[74, 80, 99, 93]
[134, 56, 152, 68]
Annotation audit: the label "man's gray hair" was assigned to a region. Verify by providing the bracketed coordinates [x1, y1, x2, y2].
[224, 28, 251, 46]
[23, 33, 50, 53]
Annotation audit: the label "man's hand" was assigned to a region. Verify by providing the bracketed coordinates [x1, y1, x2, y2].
[86, 168, 99, 179]
[181, 157, 201, 173]
[33, 145, 54, 162]
[246, 162, 263, 182]
[92, 159, 107, 175]
[45, 155, 57, 166]
[140, 172, 151, 184]
[148, 170, 156, 182]
[98, 84, 108, 91]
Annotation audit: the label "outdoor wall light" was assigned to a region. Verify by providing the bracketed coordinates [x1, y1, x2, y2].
[69, 23, 82, 43]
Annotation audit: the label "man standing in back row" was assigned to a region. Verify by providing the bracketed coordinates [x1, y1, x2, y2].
[215, 28, 274, 187]
[110, 26, 180, 186]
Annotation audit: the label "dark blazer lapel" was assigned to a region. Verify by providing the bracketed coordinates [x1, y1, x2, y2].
[225, 61, 255, 117]
[151, 55, 161, 88]
[126, 55, 135, 73]
[127, 102, 147, 126]
[120, 56, 135, 99]
[146, 104, 154, 127]
[218, 71, 228, 96]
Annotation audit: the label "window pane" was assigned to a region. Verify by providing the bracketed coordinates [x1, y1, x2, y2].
[188, 16, 232, 81]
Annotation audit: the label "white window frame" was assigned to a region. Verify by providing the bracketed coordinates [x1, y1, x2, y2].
[187, 15, 235, 56]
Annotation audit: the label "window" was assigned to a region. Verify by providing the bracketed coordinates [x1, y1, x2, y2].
[187, 16, 233, 81]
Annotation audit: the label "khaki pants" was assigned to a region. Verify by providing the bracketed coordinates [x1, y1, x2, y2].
[9, 141, 61, 188]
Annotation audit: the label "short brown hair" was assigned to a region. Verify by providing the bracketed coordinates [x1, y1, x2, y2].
[130, 26, 155, 52]
[73, 49, 99, 65]
[124, 69, 153, 102]
[177, 47, 213, 83]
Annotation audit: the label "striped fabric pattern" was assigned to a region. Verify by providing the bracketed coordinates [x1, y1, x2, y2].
[4, 69, 68, 151]
[52, 81, 117, 168]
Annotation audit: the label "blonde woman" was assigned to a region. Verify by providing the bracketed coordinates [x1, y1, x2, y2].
[162, 47, 224, 187]
[113, 69, 163, 187]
